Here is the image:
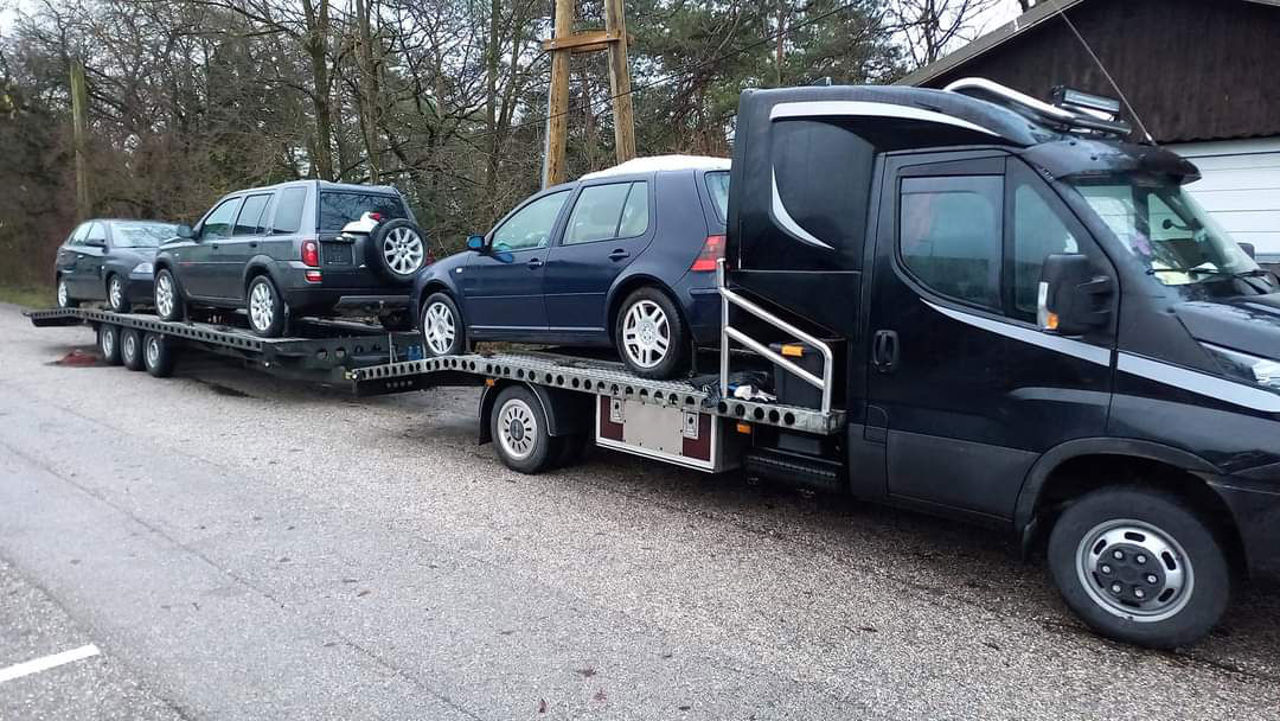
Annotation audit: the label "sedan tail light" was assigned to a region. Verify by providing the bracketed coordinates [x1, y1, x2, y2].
[301, 239, 320, 267]
[690, 234, 726, 272]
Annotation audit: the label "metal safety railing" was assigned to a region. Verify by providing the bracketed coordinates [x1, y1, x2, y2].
[717, 258, 835, 414]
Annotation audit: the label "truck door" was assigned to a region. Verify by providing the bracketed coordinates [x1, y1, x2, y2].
[865, 153, 1116, 520]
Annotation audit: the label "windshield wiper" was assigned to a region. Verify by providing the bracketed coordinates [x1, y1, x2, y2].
[1147, 266, 1232, 277]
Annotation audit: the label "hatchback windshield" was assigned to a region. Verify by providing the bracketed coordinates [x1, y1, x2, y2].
[319, 192, 408, 231]
[1069, 175, 1261, 288]
[113, 222, 178, 248]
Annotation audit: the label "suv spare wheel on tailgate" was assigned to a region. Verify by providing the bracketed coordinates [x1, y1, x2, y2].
[365, 218, 428, 283]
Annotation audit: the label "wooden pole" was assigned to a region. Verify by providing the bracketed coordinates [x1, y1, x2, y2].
[69, 58, 91, 221]
[603, 0, 635, 165]
[542, 0, 574, 188]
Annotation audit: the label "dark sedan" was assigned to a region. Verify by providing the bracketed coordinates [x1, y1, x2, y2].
[55, 219, 178, 312]
[411, 156, 729, 378]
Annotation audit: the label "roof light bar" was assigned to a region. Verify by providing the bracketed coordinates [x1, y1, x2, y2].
[944, 77, 1130, 137]
[1051, 86, 1121, 121]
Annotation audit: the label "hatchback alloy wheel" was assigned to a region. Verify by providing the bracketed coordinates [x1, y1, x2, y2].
[621, 299, 671, 369]
[383, 227, 426, 276]
[422, 301, 457, 356]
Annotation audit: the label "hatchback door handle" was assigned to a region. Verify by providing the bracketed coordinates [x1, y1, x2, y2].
[608, 249, 630, 261]
[527, 258, 543, 269]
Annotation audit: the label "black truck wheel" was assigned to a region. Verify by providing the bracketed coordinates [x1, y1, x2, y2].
[246, 275, 287, 337]
[615, 286, 688, 380]
[98, 324, 122, 365]
[154, 269, 184, 321]
[419, 292, 465, 357]
[120, 328, 144, 371]
[490, 385, 556, 474]
[143, 333, 175, 377]
[367, 219, 428, 282]
[1047, 486, 1231, 649]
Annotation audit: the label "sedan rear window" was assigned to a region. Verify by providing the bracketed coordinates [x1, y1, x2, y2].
[319, 192, 408, 231]
[113, 222, 178, 248]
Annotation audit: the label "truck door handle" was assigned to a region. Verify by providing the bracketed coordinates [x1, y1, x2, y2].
[527, 258, 543, 269]
[873, 330, 899, 373]
[608, 249, 630, 261]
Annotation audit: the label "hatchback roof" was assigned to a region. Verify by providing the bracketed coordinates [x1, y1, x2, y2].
[580, 154, 730, 181]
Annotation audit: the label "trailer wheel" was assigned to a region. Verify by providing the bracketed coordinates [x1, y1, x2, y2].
[120, 328, 144, 371]
[490, 385, 555, 474]
[1047, 486, 1230, 649]
[98, 324, 122, 365]
[143, 333, 174, 378]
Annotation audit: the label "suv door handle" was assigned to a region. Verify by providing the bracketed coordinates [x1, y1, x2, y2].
[527, 257, 544, 269]
[872, 330, 899, 373]
[608, 249, 630, 261]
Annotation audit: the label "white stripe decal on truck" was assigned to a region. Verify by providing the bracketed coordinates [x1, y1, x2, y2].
[1117, 352, 1280, 414]
[923, 300, 1113, 366]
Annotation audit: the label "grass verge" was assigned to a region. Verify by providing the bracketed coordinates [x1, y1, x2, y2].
[0, 284, 55, 309]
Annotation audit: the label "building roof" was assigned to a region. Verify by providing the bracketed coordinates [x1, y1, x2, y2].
[898, 0, 1280, 88]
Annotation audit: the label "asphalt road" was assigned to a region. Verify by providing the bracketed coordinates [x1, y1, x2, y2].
[1, 304, 1278, 720]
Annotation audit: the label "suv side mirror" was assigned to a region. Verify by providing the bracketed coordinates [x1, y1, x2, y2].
[1038, 253, 1113, 335]
[176, 224, 195, 239]
[466, 235, 486, 251]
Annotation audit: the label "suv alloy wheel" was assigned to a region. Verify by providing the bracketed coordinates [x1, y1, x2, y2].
[247, 275, 286, 337]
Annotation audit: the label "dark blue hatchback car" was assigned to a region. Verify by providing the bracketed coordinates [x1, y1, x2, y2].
[411, 156, 730, 378]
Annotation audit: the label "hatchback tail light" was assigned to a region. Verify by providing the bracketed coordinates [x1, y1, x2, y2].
[301, 239, 319, 267]
[690, 234, 726, 272]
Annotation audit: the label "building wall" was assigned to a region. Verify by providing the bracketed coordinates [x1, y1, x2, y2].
[1170, 137, 1280, 260]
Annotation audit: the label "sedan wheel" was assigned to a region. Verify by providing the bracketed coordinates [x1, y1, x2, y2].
[57, 278, 78, 309]
[107, 275, 130, 313]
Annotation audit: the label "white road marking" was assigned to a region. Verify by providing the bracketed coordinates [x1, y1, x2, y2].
[0, 644, 101, 684]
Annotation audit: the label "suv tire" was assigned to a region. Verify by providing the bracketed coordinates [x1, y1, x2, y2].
[419, 292, 465, 357]
[1047, 486, 1230, 649]
[154, 269, 184, 321]
[246, 275, 287, 338]
[368, 219, 428, 283]
[615, 286, 688, 379]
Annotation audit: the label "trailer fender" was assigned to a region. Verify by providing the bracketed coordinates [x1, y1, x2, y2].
[477, 381, 593, 445]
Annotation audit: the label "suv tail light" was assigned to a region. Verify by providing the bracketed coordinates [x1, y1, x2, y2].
[690, 234, 726, 272]
[301, 239, 319, 267]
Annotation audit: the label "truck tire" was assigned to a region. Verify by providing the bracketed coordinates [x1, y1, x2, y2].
[143, 333, 174, 378]
[490, 385, 555, 474]
[419, 292, 465, 357]
[107, 274, 131, 313]
[154, 269, 184, 322]
[98, 324, 122, 366]
[615, 286, 688, 380]
[246, 275, 287, 338]
[120, 328, 144, 371]
[1047, 486, 1231, 649]
[367, 219, 428, 283]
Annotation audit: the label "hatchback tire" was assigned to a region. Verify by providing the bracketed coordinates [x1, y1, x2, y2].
[419, 292, 465, 357]
[98, 324, 122, 365]
[154, 269, 184, 322]
[120, 328, 144, 371]
[143, 333, 174, 377]
[107, 274, 131, 313]
[615, 287, 688, 379]
[246, 275, 287, 338]
[1047, 486, 1231, 649]
[57, 276, 79, 309]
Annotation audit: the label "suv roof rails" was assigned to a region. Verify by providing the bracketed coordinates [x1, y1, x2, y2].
[944, 77, 1132, 138]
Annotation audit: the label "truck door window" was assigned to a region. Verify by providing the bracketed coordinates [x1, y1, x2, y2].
[899, 175, 1003, 309]
[1011, 184, 1079, 318]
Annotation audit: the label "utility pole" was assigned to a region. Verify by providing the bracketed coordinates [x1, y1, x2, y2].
[541, 0, 637, 188]
[69, 58, 91, 220]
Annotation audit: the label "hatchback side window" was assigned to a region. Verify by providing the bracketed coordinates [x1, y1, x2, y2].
[491, 191, 569, 252]
[1011, 183, 1080, 319]
[235, 194, 272, 236]
[272, 187, 308, 234]
[563, 182, 649, 245]
[201, 199, 241, 240]
[899, 175, 1003, 310]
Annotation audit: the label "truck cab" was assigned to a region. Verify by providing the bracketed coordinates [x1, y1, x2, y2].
[724, 78, 1280, 648]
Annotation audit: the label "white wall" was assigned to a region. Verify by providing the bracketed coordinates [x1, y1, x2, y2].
[1169, 136, 1280, 260]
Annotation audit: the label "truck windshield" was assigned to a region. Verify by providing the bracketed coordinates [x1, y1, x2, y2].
[319, 192, 408, 231]
[113, 222, 178, 248]
[1068, 175, 1262, 287]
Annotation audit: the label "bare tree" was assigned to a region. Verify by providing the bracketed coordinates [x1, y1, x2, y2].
[889, 0, 1000, 68]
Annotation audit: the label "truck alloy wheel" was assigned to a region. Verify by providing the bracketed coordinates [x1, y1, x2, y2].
[490, 385, 554, 473]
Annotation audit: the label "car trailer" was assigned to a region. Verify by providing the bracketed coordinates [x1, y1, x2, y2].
[25, 307, 422, 383]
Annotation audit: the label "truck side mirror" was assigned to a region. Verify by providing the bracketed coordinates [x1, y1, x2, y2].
[466, 235, 486, 251]
[1238, 242, 1256, 260]
[176, 224, 195, 239]
[1038, 254, 1113, 335]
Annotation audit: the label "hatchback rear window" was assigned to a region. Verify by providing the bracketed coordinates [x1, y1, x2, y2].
[705, 171, 729, 222]
[319, 192, 408, 231]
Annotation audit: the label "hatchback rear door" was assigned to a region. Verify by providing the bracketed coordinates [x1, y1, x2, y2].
[543, 180, 653, 336]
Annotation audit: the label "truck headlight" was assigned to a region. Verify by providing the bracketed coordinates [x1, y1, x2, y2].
[1202, 343, 1280, 390]
[131, 261, 154, 275]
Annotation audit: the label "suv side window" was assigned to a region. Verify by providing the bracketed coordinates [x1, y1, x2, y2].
[564, 182, 648, 245]
[899, 175, 1003, 310]
[272, 187, 308, 234]
[201, 198, 241, 240]
[235, 194, 272, 236]
[492, 191, 570, 252]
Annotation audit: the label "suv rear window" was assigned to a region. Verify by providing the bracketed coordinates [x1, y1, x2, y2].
[705, 171, 729, 223]
[319, 192, 408, 231]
